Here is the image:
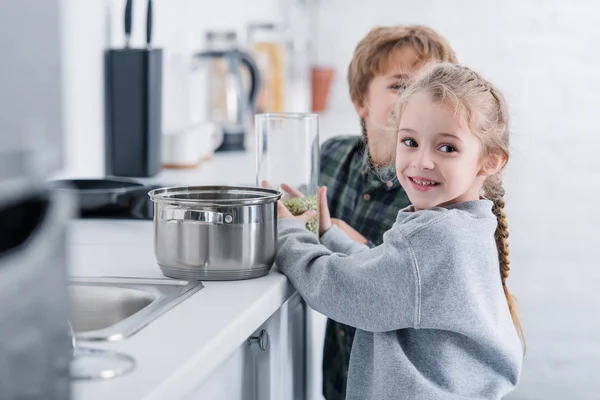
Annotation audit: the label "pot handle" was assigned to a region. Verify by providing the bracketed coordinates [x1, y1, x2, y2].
[160, 208, 233, 224]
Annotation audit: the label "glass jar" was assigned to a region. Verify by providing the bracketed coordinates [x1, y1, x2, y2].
[255, 113, 319, 234]
[203, 30, 239, 126]
[247, 23, 287, 113]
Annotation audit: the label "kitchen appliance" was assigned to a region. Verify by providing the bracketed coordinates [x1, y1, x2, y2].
[0, 0, 73, 398]
[51, 177, 141, 214]
[148, 186, 281, 281]
[193, 31, 261, 152]
[105, 0, 163, 177]
[49, 177, 160, 220]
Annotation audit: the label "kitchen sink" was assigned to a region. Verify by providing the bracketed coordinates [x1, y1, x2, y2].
[69, 276, 203, 342]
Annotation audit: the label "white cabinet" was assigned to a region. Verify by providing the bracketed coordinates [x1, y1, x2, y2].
[183, 293, 306, 400]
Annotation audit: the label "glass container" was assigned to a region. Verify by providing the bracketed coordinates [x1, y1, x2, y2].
[255, 113, 319, 234]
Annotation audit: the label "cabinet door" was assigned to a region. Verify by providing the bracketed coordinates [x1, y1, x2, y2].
[182, 315, 278, 400]
[182, 343, 256, 400]
[182, 295, 306, 400]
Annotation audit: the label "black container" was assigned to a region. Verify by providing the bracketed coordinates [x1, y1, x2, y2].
[105, 48, 163, 177]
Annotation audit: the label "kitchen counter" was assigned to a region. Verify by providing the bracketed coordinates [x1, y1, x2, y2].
[69, 112, 358, 399]
[69, 219, 295, 400]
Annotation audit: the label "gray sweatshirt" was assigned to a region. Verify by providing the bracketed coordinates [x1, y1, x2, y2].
[276, 200, 523, 400]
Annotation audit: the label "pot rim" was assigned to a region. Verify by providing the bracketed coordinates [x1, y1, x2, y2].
[148, 185, 282, 207]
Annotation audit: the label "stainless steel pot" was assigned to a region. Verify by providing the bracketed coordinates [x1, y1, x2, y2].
[148, 186, 281, 281]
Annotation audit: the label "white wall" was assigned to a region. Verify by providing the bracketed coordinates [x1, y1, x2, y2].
[315, 1, 600, 399]
[57, 0, 290, 179]
[55, 0, 600, 398]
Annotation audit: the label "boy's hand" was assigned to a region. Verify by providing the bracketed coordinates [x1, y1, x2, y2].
[317, 187, 366, 244]
[331, 218, 369, 245]
[318, 186, 332, 235]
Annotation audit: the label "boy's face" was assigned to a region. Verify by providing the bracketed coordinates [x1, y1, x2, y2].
[354, 46, 426, 166]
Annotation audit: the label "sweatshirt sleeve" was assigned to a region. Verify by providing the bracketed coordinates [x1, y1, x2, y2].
[276, 218, 419, 332]
[319, 224, 370, 255]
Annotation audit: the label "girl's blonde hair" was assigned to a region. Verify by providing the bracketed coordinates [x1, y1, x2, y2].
[395, 62, 525, 351]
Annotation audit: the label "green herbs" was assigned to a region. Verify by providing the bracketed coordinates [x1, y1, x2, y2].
[282, 196, 318, 234]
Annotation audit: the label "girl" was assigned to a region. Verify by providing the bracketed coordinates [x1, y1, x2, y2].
[275, 63, 524, 400]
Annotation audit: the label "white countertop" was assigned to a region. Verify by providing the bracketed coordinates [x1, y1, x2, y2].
[68, 111, 357, 399]
[69, 218, 295, 400]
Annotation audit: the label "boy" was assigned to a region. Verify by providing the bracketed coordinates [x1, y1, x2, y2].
[320, 25, 457, 400]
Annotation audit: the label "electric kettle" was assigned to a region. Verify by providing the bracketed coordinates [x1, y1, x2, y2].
[194, 31, 261, 152]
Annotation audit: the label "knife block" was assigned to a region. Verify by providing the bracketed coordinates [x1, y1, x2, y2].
[104, 48, 163, 177]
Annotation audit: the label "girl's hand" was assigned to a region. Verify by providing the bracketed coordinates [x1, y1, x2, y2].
[264, 180, 315, 223]
[266, 181, 329, 235]
[318, 186, 332, 235]
[281, 183, 304, 198]
[261, 180, 305, 199]
[277, 200, 316, 223]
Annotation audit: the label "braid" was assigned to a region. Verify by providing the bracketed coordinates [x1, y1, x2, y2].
[485, 175, 526, 353]
[492, 196, 510, 286]
[485, 175, 510, 286]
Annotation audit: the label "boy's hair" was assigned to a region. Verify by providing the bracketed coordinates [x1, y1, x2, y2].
[395, 62, 525, 353]
[348, 25, 457, 105]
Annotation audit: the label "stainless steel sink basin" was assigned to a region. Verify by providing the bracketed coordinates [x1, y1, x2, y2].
[69, 276, 203, 342]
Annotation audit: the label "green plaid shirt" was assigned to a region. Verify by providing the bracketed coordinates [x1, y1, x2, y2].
[319, 135, 411, 400]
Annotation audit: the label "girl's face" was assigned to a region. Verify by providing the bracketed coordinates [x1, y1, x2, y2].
[395, 93, 492, 210]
